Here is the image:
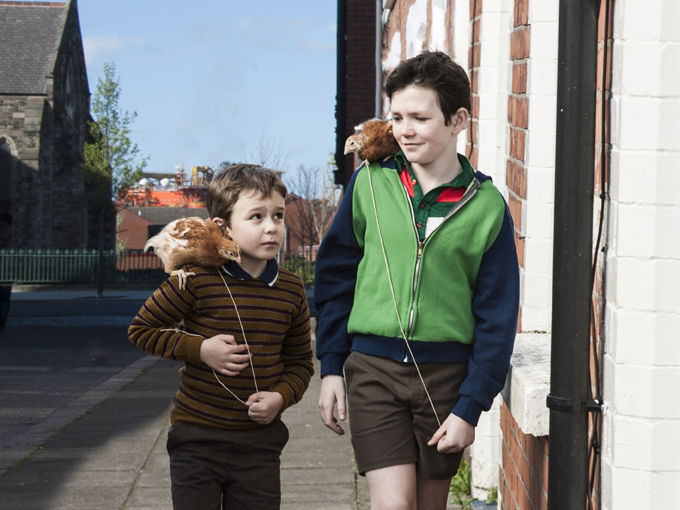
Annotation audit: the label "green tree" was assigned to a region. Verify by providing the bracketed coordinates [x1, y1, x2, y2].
[82, 62, 147, 296]
[83, 61, 148, 205]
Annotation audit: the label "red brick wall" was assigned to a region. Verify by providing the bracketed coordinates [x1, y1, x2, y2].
[588, 2, 613, 509]
[467, 0, 482, 169]
[507, 0, 529, 332]
[117, 209, 152, 250]
[500, 400, 549, 510]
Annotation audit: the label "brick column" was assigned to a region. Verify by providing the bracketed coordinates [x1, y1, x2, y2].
[500, 400, 549, 510]
[506, 0, 529, 332]
[589, 2, 613, 509]
[467, 0, 481, 169]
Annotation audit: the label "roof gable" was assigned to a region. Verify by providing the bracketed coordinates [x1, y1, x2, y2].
[0, 2, 67, 94]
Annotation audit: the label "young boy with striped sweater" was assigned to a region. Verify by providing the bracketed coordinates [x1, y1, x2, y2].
[128, 164, 314, 510]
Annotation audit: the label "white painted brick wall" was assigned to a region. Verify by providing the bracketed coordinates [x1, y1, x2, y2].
[608, 309, 680, 366]
[520, 305, 551, 332]
[528, 23, 559, 59]
[526, 94, 557, 134]
[470, 396, 501, 500]
[512, 0, 559, 337]
[523, 238, 552, 275]
[475, 0, 510, 194]
[602, 1, 680, 508]
[524, 166, 554, 203]
[526, 58, 557, 96]
[463, 0, 511, 497]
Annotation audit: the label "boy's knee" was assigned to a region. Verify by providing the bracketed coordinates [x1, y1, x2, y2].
[373, 497, 415, 510]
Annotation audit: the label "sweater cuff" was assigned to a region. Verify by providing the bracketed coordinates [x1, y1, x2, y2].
[452, 395, 485, 426]
[185, 336, 205, 364]
[270, 382, 296, 411]
[319, 353, 348, 378]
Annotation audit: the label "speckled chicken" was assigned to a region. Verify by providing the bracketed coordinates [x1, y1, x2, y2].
[144, 217, 241, 289]
[344, 119, 401, 163]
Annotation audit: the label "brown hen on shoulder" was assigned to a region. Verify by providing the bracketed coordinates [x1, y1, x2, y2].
[144, 217, 241, 289]
[344, 118, 401, 164]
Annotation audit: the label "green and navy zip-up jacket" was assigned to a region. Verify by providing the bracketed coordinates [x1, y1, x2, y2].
[314, 154, 519, 426]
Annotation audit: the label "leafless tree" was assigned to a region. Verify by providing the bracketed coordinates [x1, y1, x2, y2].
[245, 137, 290, 173]
[285, 159, 341, 262]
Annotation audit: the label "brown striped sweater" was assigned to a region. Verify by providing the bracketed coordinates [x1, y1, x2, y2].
[128, 259, 314, 431]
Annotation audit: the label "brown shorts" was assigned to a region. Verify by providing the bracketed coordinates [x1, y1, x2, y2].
[344, 351, 468, 480]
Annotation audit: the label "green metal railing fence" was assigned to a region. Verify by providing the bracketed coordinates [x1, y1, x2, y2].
[0, 249, 166, 285]
[0, 249, 316, 287]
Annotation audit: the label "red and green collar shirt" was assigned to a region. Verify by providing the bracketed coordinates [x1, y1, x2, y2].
[394, 151, 476, 242]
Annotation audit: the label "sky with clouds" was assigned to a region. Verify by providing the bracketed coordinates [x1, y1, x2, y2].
[78, 0, 337, 179]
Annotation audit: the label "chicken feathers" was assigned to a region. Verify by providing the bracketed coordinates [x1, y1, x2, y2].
[144, 217, 241, 289]
[344, 119, 401, 163]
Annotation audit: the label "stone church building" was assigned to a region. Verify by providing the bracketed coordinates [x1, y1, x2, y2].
[0, 0, 109, 250]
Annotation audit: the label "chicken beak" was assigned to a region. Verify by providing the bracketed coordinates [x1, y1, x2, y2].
[344, 137, 355, 155]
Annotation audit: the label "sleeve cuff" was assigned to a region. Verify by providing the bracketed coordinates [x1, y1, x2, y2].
[452, 395, 486, 426]
[186, 336, 205, 364]
[270, 382, 296, 411]
[319, 353, 348, 378]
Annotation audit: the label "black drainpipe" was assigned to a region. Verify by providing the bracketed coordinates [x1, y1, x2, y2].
[547, 1, 600, 509]
[334, 0, 348, 189]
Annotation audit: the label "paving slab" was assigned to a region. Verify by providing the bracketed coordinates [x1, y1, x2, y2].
[0, 358, 179, 510]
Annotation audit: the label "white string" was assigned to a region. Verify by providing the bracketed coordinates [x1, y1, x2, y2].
[364, 161, 442, 428]
[160, 327, 251, 405]
[160, 268, 261, 406]
[217, 268, 260, 400]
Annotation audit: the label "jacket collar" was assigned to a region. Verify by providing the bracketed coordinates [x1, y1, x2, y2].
[221, 258, 279, 287]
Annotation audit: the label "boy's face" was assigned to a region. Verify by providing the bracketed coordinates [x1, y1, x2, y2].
[390, 85, 467, 170]
[226, 190, 286, 274]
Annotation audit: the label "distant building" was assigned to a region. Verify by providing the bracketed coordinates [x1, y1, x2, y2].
[0, 0, 111, 250]
[118, 207, 210, 250]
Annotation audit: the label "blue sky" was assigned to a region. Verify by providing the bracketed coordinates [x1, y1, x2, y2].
[77, 0, 337, 178]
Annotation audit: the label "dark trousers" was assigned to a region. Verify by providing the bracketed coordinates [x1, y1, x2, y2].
[166, 420, 289, 510]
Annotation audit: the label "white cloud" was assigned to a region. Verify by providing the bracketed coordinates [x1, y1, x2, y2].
[82, 35, 159, 66]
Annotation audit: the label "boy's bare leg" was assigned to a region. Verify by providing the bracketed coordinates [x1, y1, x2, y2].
[366, 463, 417, 510]
[416, 476, 452, 510]
[365, 464, 452, 510]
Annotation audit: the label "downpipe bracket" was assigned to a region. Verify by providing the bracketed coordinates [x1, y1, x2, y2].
[546, 395, 602, 413]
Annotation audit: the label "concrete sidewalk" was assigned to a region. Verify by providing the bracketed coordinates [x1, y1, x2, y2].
[0, 355, 475, 509]
[0, 357, 363, 510]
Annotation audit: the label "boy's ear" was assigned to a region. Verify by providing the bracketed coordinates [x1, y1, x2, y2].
[212, 217, 226, 230]
[450, 108, 470, 135]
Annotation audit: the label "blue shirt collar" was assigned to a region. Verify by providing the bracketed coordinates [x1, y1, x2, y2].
[221, 258, 279, 287]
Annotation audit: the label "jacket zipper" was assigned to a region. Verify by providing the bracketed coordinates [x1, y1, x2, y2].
[400, 178, 481, 361]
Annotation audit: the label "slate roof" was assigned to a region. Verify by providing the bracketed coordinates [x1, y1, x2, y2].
[0, 2, 67, 94]
[126, 207, 210, 226]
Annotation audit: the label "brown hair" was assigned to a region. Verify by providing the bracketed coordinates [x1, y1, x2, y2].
[207, 164, 288, 226]
[385, 50, 471, 126]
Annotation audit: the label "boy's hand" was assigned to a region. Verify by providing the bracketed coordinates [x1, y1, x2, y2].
[246, 391, 284, 424]
[427, 413, 475, 453]
[319, 375, 347, 436]
[199, 334, 251, 376]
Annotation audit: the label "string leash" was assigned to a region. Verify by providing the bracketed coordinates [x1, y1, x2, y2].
[365, 160, 442, 428]
[217, 269, 260, 400]
[161, 268, 260, 406]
